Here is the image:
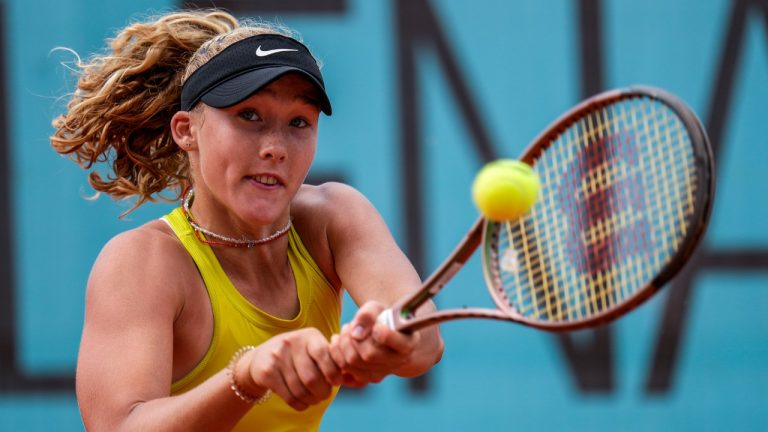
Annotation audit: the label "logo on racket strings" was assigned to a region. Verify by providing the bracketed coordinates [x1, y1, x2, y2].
[557, 130, 650, 278]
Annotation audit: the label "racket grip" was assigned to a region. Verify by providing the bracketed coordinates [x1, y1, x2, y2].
[377, 308, 396, 330]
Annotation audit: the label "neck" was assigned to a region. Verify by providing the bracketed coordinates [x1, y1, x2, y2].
[183, 188, 292, 249]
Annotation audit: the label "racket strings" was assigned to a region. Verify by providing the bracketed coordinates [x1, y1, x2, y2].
[490, 96, 699, 323]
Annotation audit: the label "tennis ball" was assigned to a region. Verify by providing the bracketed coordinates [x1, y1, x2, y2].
[472, 159, 540, 221]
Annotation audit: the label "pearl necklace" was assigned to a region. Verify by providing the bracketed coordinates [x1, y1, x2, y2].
[182, 188, 291, 248]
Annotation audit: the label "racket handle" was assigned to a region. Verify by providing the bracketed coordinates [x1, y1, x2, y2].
[377, 308, 396, 330]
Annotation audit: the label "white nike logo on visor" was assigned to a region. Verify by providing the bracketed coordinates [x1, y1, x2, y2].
[256, 46, 299, 57]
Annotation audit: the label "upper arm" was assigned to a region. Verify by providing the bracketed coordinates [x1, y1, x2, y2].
[297, 183, 444, 376]
[316, 183, 422, 307]
[76, 227, 190, 429]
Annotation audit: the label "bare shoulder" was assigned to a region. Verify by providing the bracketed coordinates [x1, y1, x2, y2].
[293, 182, 374, 220]
[87, 219, 194, 318]
[293, 181, 360, 205]
[293, 182, 382, 238]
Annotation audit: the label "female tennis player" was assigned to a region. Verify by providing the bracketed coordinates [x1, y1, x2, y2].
[51, 10, 443, 431]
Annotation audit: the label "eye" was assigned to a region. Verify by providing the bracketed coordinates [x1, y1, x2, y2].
[238, 109, 260, 121]
[290, 117, 310, 128]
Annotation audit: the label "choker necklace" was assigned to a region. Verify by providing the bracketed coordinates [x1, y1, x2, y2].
[181, 188, 291, 248]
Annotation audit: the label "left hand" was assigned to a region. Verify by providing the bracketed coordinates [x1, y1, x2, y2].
[329, 301, 419, 387]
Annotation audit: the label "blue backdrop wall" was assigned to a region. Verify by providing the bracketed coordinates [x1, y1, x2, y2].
[1, 0, 766, 430]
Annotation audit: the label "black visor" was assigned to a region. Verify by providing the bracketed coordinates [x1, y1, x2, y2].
[180, 34, 332, 115]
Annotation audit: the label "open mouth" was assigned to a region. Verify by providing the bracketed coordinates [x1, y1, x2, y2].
[249, 175, 282, 187]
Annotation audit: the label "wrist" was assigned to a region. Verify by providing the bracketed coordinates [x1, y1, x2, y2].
[227, 345, 271, 404]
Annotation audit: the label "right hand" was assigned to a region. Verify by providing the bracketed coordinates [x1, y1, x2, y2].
[329, 301, 418, 387]
[239, 328, 342, 411]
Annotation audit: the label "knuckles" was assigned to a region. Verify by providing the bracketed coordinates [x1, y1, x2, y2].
[358, 344, 380, 363]
[246, 322, 425, 404]
[302, 372, 326, 391]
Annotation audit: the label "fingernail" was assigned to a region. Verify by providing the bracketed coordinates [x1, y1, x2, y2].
[351, 325, 365, 339]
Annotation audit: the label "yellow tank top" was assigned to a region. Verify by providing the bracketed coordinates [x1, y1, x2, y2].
[163, 207, 341, 431]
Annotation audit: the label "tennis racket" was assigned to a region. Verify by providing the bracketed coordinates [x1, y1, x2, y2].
[379, 86, 714, 332]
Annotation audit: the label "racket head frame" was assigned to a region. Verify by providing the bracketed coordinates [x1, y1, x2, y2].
[383, 86, 715, 333]
[481, 86, 715, 331]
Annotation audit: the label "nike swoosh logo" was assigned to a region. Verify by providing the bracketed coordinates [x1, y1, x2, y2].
[256, 46, 299, 57]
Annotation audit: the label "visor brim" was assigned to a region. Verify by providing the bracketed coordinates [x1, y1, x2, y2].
[200, 66, 332, 115]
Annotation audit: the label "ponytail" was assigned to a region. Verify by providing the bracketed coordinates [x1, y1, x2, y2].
[51, 10, 239, 214]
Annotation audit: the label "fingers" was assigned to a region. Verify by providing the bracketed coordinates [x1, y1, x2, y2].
[348, 301, 386, 341]
[248, 329, 341, 411]
[248, 343, 307, 411]
[282, 354, 318, 411]
[347, 300, 417, 355]
[274, 357, 311, 411]
[304, 335, 343, 387]
[372, 323, 419, 355]
[339, 322, 414, 367]
[328, 301, 423, 388]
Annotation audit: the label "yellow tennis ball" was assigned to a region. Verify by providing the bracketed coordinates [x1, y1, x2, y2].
[472, 160, 540, 220]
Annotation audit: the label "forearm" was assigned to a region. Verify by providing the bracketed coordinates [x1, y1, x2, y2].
[90, 370, 251, 432]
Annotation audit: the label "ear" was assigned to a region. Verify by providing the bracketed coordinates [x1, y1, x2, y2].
[170, 111, 197, 151]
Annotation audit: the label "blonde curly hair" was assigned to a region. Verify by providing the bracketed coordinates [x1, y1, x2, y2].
[50, 10, 298, 215]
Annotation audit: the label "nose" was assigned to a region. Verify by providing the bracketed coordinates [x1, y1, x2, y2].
[258, 130, 288, 162]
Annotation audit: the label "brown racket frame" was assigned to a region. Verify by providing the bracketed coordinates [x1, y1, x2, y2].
[378, 86, 715, 333]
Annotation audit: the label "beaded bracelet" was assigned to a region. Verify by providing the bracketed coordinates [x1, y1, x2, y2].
[227, 345, 272, 405]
